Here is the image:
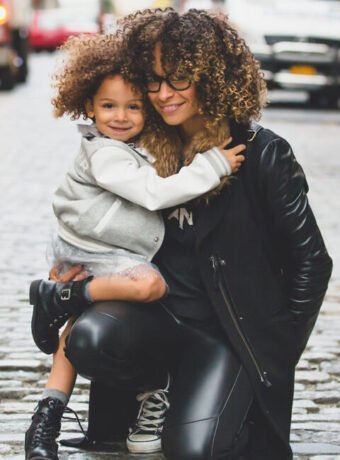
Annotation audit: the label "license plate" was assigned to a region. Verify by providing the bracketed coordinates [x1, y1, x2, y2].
[289, 65, 318, 75]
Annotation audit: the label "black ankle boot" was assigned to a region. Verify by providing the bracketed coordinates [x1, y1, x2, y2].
[29, 277, 93, 354]
[25, 397, 65, 460]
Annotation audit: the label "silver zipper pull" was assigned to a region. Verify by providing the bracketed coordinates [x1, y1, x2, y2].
[209, 255, 219, 272]
[209, 256, 219, 288]
[262, 371, 272, 388]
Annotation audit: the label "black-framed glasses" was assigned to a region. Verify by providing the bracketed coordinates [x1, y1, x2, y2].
[146, 74, 192, 93]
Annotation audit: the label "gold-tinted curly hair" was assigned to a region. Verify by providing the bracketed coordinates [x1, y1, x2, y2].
[116, 8, 267, 197]
[51, 33, 145, 120]
[119, 8, 266, 126]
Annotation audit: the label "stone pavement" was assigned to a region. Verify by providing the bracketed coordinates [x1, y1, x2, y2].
[0, 54, 340, 459]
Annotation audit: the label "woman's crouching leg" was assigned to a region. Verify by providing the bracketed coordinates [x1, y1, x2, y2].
[162, 324, 253, 460]
[64, 300, 174, 389]
[65, 301, 143, 387]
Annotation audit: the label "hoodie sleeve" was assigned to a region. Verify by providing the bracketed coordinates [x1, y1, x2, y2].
[90, 144, 231, 210]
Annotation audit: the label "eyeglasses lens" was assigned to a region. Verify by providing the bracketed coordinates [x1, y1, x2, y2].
[147, 75, 191, 92]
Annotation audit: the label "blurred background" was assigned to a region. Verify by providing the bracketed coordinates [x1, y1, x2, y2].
[0, 0, 340, 108]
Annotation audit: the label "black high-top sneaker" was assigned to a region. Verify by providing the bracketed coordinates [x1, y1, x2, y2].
[25, 397, 65, 460]
[29, 276, 93, 355]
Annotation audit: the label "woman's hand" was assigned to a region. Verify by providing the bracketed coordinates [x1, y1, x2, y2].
[218, 137, 246, 173]
[49, 264, 88, 282]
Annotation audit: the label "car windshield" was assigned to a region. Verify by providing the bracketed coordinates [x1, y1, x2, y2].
[37, 11, 61, 30]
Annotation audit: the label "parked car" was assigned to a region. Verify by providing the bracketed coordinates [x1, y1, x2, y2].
[29, 7, 99, 52]
[0, 0, 31, 89]
[226, 0, 340, 107]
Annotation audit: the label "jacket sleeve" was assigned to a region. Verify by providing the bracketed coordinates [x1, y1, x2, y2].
[90, 145, 231, 210]
[256, 137, 332, 358]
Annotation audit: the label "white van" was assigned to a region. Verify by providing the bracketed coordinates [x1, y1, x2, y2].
[225, 0, 340, 107]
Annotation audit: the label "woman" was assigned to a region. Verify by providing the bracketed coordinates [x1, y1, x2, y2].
[30, 9, 332, 460]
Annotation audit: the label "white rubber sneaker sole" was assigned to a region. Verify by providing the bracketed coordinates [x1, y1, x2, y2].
[126, 436, 162, 453]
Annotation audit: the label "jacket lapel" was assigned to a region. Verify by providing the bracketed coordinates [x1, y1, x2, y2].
[195, 122, 263, 246]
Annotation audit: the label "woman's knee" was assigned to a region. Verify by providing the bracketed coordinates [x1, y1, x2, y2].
[163, 418, 247, 460]
[64, 301, 141, 381]
[162, 418, 217, 460]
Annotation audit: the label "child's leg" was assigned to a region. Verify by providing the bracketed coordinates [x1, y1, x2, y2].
[43, 318, 77, 401]
[88, 265, 167, 303]
[25, 318, 77, 459]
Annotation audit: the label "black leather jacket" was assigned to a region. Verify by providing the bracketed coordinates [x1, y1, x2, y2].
[194, 123, 333, 457]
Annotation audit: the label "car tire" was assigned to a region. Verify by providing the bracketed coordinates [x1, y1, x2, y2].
[308, 90, 339, 109]
[12, 33, 29, 83]
[17, 61, 28, 83]
[0, 67, 15, 90]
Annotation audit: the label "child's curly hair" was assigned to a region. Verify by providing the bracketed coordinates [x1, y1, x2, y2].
[119, 8, 267, 126]
[51, 33, 145, 120]
[51, 31, 182, 178]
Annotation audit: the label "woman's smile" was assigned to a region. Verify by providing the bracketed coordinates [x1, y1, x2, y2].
[158, 102, 185, 113]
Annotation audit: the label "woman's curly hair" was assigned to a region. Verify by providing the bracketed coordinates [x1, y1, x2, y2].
[115, 8, 267, 189]
[51, 33, 145, 120]
[119, 8, 267, 126]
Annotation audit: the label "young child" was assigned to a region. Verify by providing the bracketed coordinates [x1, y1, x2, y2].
[25, 33, 245, 460]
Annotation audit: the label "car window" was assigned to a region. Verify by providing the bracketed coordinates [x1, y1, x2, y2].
[37, 11, 61, 30]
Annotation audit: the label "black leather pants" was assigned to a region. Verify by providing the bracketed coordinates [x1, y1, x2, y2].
[65, 301, 253, 460]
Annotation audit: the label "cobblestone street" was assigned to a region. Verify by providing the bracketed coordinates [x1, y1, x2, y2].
[0, 54, 340, 459]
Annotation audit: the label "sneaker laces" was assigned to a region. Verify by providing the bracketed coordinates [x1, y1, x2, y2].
[133, 387, 170, 433]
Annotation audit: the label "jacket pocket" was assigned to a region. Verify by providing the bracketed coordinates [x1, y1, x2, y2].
[93, 198, 122, 235]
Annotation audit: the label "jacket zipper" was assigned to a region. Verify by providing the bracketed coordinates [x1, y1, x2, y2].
[209, 255, 272, 388]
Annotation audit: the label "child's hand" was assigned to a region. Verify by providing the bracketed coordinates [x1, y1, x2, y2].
[218, 137, 246, 174]
[49, 264, 88, 282]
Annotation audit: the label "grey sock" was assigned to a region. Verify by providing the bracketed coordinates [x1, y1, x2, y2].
[42, 389, 69, 406]
[84, 282, 94, 303]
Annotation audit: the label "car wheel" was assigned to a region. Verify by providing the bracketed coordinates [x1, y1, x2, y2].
[0, 67, 15, 90]
[17, 61, 28, 83]
[12, 33, 29, 83]
[17, 50, 29, 83]
[308, 90, 339, 109]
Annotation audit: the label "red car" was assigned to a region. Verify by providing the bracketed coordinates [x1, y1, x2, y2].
[29, 7, 99, 52]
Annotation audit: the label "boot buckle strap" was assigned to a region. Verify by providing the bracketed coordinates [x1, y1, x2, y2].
[60, 288, 71, 301]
